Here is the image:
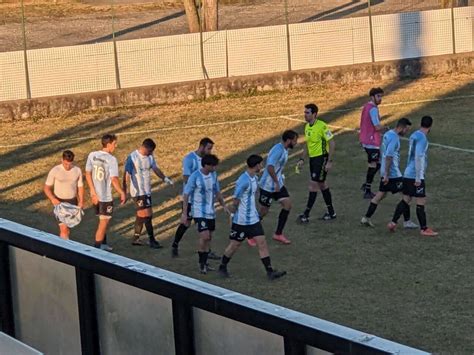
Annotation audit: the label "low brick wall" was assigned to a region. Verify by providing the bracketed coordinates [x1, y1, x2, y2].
[1, 52, 473, 121]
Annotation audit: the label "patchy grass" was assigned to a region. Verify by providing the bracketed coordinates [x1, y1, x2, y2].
[1, 73, 474, 352]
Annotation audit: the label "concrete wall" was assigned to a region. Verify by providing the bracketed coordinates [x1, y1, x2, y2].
[1, 51, 473, 121]
[0, 6, 473, 103]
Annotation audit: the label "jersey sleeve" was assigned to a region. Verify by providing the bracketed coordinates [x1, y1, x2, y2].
[369, 107, 380, 126]
[322, 123, 334, 141]
[109, 157, 119, 178]
[77, 168, 84, 188]
[183, 172, 197, 195]
[45, 168, 55, 186]
[385, 134, 398, 157]
[214, 175, 221, 194]
[85, 154, 93, 172]
[182, 155, 193, 176]
[415, 135, 428, 157]
[233, 176, 248, 200]
[267, 145, 282, 167]
[124, 155, 134, 175]
[150, 155, 158, 170]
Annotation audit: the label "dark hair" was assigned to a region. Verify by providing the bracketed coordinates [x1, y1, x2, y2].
[199, 137, 214, 147]
[101, 134, 117, 148]
[369, 87, 384, 97]
[201, 154, 219, 167]
[62, 150, 75, 162]
[247, 154, 263, 168]
[282, 130, 298, 142]
[421, 115, 433, 128]
[397, 118, 412, 128]
[305, 103, 318, 115]
[142, 138, 156, 151]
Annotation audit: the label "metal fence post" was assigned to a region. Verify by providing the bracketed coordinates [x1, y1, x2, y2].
[111, 0, 122, 89]
[284, 0, 292, 71]
[451, 0, 457, 54]
[20, 0, 32, 99]
[367, 0, 375, 63]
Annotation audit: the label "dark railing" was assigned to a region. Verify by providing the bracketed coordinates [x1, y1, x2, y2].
[0, 218, 429, 355]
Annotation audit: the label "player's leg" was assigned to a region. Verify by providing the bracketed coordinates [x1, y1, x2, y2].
[388, 180, 412, 232]
[172, 203, 192, 257]
[363, 149, 380, 199]
[298, 157, 320, 223]
[218, 239, 242, 278]
[273, 188, 291, 244]
[319, 181, 336, 221]
[95, 217, 110, 249]
[254, 235, 286, 280]
[58, 223, 70, 240]
[361, 188, 387, 227]
[415, 182, 438, 236]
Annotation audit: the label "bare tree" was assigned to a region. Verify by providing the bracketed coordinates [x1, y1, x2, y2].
[184, 0, 218, 33]
[184, 0, 200, 33]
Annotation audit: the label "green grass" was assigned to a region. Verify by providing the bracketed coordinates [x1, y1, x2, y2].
[0, 74, 473, 353]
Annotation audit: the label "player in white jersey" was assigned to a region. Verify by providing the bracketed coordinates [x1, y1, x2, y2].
[123, 138, 173, 249]
[360, 118, 418, 228]
[85, 134, 126, 251]
[388, 116, 438, 236]
[181, 154, 229, 274]
[258, 130, 298, 245]
[218, 155, 287, 280]
[171, 137, 214, 257]
[44, 150, 84, 239]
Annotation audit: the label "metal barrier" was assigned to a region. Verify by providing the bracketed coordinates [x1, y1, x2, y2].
[0, 218, 429, 355]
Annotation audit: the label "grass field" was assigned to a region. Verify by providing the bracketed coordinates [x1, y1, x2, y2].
[0, 73, 473, 353]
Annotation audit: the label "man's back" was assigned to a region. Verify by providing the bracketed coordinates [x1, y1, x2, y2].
[86, 150, 118, 202]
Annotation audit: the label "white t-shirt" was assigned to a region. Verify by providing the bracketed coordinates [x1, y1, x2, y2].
[45, 164, 83, 200]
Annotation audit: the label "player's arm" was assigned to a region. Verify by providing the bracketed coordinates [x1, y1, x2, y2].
[383, 139, 396, 182]
[414, 139, 427, 184]
[182, 174, 196, 212]
[44, 184, 60, 206]
[77, 170, 84, 208]
[109, 160, 126, 204]
[122, 156, 132, 195]
[152, 166, 173, 185]
[84, 171, 99, 205]
[267, 148, 281, 190]
[214, 178, 230, 214]
[370, 107, 385, 132]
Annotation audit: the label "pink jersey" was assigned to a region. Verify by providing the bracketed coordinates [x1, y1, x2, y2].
[359, 101, 381, 148]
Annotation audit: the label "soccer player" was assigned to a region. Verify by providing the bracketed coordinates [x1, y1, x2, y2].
[218, 155, 287, 280]
[85, 134, 126, 251]
[181, 154, 230, 274]
[171, 137, 214, 257]
[388, 116, 438, 236]
[359, 87, 387, 199]
[296, 103, 336, 224]
[44, 150, 84, 239]
[360, 118, 418, 228]
[123, 138, 173, 249]
[258, 130, 298, 245]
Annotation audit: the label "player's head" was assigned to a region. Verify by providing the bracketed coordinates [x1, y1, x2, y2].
[247, 154, 263, 173]
[369, 87, 384, 105]
[420, 115, 433, 131]
[101, 134, 118, 152]
[198, 137, 214, 156]
[304, 103, 318, 123]
[396, 117, 412, 136]
[141, 138, 156, 156]
[201, 154, 219, 172]
[282, 130, 298, 149]
[62, 150, 75, 170]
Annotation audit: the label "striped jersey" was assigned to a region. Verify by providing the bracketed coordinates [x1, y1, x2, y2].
[232, 171, 259, 225]
[259, 143, 288, 192]
[184, 169, 220, 219]
[124, 150, 158, 197]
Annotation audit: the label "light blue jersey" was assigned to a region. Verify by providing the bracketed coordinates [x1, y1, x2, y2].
[233, 172, 259, 225]
[404, 130, 429, 180]
[182, 151, 202, 197]
[184, 170, 220, 219]
[85, 151, 119, 202]
[124, 150, 158, 197]
[259, 143, 288, 192]
[380, 129, 402, 179]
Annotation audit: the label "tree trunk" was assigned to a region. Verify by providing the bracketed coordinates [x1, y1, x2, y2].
[183, 0, 200, 33]
[203, 0, 218, 32]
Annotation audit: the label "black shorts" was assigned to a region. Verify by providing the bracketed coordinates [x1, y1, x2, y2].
[364, 148, 380, 163]
[402, 178, 426, 198]
[58, 197, 78, 206]
[309, 155, 328, 182]
[95, 201, 114, 217]
[229, 222, 265, 242]
[379, 177, 404, 194]
[194, 218, 215, 233]
[258, 186, 290, 207]
[183, 202, 192, 220]
[133, 194, 152, 210]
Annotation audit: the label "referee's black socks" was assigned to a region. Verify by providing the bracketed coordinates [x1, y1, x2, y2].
[322, 188, 335, 216]
[304, 191, 317, 216]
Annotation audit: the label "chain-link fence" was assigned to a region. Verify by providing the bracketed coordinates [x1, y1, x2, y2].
[1, 0, 473, 100]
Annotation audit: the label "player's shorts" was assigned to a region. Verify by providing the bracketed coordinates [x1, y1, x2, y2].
[378, 177, 404, 194]
[229, 222, 264, 242]
[95, 201, 114, 219]
[364, 148, 380, 163]
[194, 218, 215, 233]
[133, 194, 152, 210]
[402, 178, 426, 198]
[183, 202, 192, 221]
[309, 155, 329, 182]
[58, 197, 78, 205]
[258, 186, 290, 207]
